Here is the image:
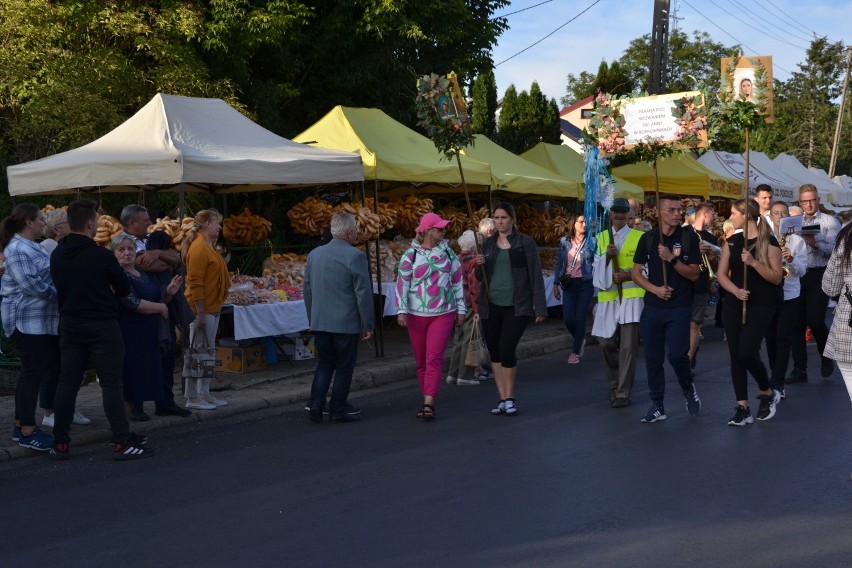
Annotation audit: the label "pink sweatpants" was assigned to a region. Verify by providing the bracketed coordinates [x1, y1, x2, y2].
[406, 312, 456, 397]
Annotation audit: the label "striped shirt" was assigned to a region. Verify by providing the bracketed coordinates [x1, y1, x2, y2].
[1, 234, 59, 336]
[802, 211, 840, 269]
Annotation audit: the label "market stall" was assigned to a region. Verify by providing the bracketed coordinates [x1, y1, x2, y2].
[613, 154, 741, 199]
[698, 149, 798, 202]
[520, 142, 645, 202]
[7, 93, 365, 198]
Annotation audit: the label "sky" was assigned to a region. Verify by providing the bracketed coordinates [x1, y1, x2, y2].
[490, 0, 852, 106]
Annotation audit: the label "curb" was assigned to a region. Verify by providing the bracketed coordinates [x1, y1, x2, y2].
[1, 329, 568, 462]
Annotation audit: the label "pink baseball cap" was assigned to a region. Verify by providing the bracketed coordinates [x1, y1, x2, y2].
[416, 212, 450, 233]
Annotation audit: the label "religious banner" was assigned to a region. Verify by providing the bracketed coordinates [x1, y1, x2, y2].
[586, 91, 709, 156]
[720, 55, 774, 123]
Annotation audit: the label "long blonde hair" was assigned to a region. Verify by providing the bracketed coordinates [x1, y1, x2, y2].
[181, 209, 222, 261]
[731, 198, 772, 261]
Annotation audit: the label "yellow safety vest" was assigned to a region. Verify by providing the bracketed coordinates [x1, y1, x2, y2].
[596, 229, 646, 303]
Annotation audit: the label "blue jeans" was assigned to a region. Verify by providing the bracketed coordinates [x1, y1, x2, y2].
[561, 277, 594, 354]
[310, 332, 359, 415]
[639, 305, 694, 406]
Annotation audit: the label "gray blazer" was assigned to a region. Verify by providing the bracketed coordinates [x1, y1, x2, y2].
[304, 238, 375, 334]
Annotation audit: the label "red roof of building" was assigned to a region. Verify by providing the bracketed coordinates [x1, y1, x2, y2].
[559, 95, 594, 117]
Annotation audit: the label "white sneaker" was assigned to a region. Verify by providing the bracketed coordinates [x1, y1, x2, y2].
[42, 414, 55, 428]
[186, 399, 217, 410]
[504, 399, 518, 416]
[73, 410, 92, 425]
[456, 378, 481, 386]
[206, 397, 228, 407]
[445, 375, 456, 385]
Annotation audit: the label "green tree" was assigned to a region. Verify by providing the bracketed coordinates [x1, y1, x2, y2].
[471, 69, 498, 139]
[562, 30, 731, 105]
[753, 37, 846, 168]
[497, 84, 520, 152]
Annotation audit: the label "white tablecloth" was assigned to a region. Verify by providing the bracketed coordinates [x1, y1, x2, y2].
[230, 302, 309, 341]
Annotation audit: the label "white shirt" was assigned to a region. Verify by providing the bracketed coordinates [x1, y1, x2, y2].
[591, 224, 644, 338]
[780, 233, 808, 301]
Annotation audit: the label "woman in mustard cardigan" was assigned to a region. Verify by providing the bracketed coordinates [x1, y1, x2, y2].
[182, 209, 230, 410]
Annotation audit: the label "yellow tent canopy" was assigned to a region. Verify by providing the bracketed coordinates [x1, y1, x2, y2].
[293, 106, 492, 192]
[520, 142, 644, 203]
[460, 136, 580, 199]
[613, 154, 741, 199]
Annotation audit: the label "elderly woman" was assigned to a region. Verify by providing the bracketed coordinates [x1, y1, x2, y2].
[2, 204, 57, 451]
[397, 213, 466, 420]
[474, 202, 548, 416]
[40, 209, 70, 255]
[112, 233, 179, 421]
[182, 209, 230, 410]
[38, 207, 91, 428]
[445, 230, 485, 386]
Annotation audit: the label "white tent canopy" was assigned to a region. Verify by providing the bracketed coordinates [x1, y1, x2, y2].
[6, 94, 364, 196]
[698, 150, 798, 202]
[772, 152, 852, 207]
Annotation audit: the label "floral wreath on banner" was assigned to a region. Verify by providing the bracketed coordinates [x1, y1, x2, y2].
[415, 73, 475, 160]
[585, 90, 707, 163]
[719, 55, 768, 129]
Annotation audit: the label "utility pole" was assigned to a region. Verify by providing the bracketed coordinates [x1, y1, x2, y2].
[829, 46, 852, 178]
[649, 0, 671, 94]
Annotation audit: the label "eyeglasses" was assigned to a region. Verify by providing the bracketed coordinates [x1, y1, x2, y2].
[800, 199, 818, 205]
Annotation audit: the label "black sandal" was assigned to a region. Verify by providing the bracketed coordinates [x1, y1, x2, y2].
[416, 404, 436, 421]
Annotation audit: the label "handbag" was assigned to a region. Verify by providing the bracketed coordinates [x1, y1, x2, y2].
[183, 330, 215, 379]
[464, 322, 487, 367]
[559, 238, 584, 290]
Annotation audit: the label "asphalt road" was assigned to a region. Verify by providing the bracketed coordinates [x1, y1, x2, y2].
[2, 328, 851, 567]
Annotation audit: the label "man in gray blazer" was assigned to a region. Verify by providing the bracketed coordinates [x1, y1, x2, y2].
[304, 212, 375, 423]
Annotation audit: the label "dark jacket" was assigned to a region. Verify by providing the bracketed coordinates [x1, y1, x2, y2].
[476, 228, 548, 319]
[50, 233, 131, 320]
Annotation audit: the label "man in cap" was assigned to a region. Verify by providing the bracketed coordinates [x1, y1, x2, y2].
[591, 198, 646, 408]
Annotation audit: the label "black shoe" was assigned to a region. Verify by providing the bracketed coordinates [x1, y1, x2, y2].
[611, 398, 631, 408]
[113, 440, 156, 461]
[308, 407, 323, 424]
[155, 406, 193, 418]
[329, 411, 362, 423]
[821, 357, 835, 378]
[787, 368, 808, 384]
[130, 411, 151, 422]
[50, 442, 71, 461]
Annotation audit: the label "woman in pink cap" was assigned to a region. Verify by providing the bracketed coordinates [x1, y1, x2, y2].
[396, 212, 466, 420]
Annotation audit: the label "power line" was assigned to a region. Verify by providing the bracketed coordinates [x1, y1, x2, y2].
[727, 0, 813, 44]
[705, 0, 807, 49]
[750, 0, 815, 40]
[494, 0, 557, 20]
[762, 0, 819, 37]
[495, 0, 603, 67]
[680, 0, 793, 75]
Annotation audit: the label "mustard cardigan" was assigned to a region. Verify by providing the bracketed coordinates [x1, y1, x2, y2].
[184, 235, 230, 314]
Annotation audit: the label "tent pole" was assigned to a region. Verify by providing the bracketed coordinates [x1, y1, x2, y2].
[178, 183, 185, 220]
[456, 152, 490, 303]
[373, 180, 384, 357]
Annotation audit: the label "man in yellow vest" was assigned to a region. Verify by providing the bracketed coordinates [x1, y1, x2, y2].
[591, 198, 645, 408]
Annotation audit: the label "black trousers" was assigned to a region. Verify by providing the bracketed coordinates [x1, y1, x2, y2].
[765, 296, 803, 387]
[724, 300, 774, 401]
[53, 317, 130, 445]
[12, 332, 60, 427]
[800, 267, 830, 362]
[482, 304, 530, 369]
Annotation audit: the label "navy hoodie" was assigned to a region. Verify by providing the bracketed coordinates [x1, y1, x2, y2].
[50, 233, 131, 320]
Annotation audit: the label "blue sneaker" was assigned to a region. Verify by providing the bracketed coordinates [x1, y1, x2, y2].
[18, 428, 54, 451]
[684, 384, 701, 416]
[11, 426, 22, 442]
[640, 404, 666, 423]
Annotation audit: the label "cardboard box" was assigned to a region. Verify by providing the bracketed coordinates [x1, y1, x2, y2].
[280, 333, 316, 361]
[215, 346, 267, 373]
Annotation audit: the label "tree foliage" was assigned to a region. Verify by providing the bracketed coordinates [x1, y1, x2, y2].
[0, 0, 510, 199]
[471, 69, 498, 139]
[497, 82, 560, 154]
